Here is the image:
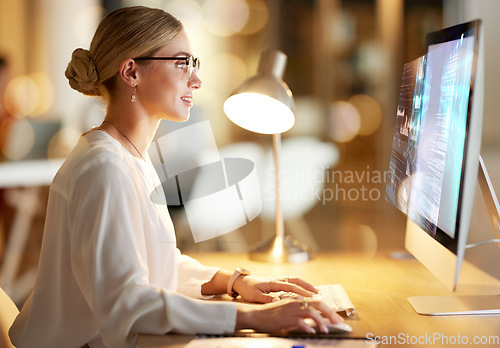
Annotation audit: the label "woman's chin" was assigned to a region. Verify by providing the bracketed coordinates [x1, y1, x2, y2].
[179, 112, 191, 122]
[157, 112, 191, 123]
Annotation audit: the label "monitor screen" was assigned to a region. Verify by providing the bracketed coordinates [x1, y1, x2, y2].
[385, 21, 500, 315]
[386, 20, 480, 255]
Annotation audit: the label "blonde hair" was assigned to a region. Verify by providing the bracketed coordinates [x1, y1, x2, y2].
[65, 6, 183, 99]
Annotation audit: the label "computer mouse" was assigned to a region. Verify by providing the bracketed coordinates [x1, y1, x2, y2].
[298, 318, 352, 334]
[323, 322, 353, 334]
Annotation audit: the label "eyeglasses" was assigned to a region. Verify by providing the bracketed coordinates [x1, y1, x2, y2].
[133, 55, 200, 79]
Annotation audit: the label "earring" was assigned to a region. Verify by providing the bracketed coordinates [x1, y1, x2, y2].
[131, 86, 136, 103]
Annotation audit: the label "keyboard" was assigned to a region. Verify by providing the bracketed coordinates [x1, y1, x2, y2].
[274, 284, 357, 318]
[313, 284, 357, 318]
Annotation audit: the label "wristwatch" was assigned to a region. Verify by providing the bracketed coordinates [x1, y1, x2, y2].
[227, 267, 250, 298]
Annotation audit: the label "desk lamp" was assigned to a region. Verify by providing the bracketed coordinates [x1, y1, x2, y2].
[223, 49, 312, 263]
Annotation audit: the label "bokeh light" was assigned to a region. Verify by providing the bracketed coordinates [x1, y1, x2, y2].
[4, 74, 54, 118]
[357, 41, 383, 85]
[340, 223, 378, 258]
[47, 127, 81, 159]
[328, 101, 361, 143]
[165, 0, 203, 32]
[336, 216, 378, 258]
[290, 97, 325, 136]
[204, 53, 247, 94]
[1, 118, 35, 160]
[4, 76, 39, 118]
[239, 0, 269, 35]
[202, 0, 250, 37]
[329, 9, 356, 54]
[30, 73, 54, 117]
[348, 94, 382, 136]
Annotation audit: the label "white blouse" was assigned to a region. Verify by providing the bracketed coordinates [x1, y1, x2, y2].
[9, 130, 237, 348]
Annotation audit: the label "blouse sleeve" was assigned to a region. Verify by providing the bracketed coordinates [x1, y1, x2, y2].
[176, 251, 221, 299]
[68, 161, 236, 348]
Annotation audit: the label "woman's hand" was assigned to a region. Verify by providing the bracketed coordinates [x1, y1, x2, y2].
[236, 298, 343, 334]
[232, 276, 319, 303]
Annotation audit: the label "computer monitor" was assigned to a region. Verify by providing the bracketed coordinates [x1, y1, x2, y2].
[386, 19, 500, 315]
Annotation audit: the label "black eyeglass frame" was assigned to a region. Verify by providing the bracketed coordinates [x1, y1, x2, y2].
[133, 55, 200, 78]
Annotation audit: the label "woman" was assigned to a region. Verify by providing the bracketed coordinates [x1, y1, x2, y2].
[9, 6, 342, 348]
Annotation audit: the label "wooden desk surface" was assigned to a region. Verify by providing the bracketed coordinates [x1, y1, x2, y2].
[138, 252, 500, 347]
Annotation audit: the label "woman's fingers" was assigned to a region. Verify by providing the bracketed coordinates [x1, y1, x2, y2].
[296, 317, 316, 334]
[300, 302, 328, 333]
[241, 298, 346, 334]
[256, 292, 281, 303]
[283, 276, 319, 294]
[269, 281, 316, 297]
[307, 299, 344, 324]
[287, 299, 339, 334]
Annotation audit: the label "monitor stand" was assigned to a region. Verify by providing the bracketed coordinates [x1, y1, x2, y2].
[477, 155, 500, 244]
[408, 155, 500, 315]
[408, 294, 500, 316]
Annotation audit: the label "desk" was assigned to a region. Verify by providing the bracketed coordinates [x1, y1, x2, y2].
[138, 252, 500, 347]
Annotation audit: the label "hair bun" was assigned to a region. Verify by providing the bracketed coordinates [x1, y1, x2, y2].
[65, 48, 100, 96]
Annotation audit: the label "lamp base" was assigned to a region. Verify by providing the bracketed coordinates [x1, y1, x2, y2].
[249, 235, 312, 263]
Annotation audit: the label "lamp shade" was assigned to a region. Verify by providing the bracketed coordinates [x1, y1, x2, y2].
[223, 50, 295, 134]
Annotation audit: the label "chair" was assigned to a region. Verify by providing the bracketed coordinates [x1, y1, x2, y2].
[0, 286, 18, 348]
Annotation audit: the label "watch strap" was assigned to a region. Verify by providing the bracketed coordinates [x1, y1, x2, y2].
[227, 267, 250, 298]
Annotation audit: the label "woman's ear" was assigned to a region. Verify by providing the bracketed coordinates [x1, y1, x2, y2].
[118, 58, 139, 87]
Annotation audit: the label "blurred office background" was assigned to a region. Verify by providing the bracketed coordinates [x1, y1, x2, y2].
[1, 0, 500, 304]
